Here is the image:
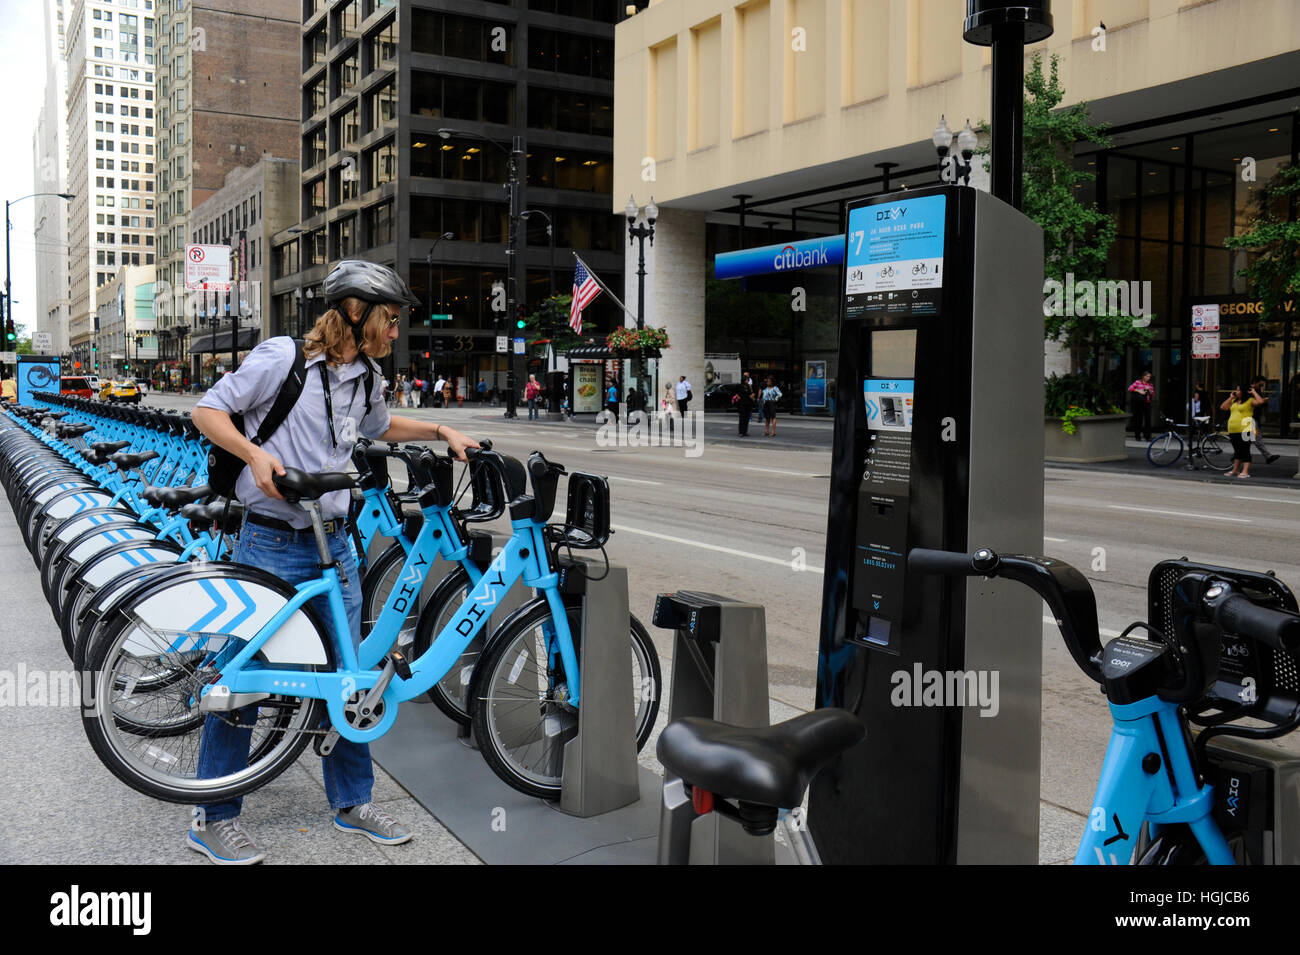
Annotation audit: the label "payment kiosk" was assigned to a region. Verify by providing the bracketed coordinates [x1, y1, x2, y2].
[809, 185, 1045, 863]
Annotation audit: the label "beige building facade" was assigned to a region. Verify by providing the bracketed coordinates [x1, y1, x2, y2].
[613, 0, 1300, 415]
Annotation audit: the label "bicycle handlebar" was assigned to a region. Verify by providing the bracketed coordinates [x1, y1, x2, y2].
[908, 547, 1104, 684]
[1204, 585, 1300, 653]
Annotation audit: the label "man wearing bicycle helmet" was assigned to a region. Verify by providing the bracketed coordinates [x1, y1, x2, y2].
[190, 259, 479, 864]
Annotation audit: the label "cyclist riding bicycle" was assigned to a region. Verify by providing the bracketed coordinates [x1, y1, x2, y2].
[188, 259, 478, 864]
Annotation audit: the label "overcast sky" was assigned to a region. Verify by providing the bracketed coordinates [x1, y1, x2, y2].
[2, 0, 63, 337]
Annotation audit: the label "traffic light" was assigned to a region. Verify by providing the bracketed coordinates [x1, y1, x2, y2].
[4, 321, 14, 343]
[123, 362, 130, 371]
[423, 351, 430, 359]
[515, 304, 527, 330]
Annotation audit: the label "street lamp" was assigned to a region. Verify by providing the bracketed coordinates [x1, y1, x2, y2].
[426, 231, 455, 374]
[293, 286, 315, 339]
[932, 116, 978, 186]
[4, 192, 74, 356]
[438, 127, 524, 418]
[626, 195, 658, 409]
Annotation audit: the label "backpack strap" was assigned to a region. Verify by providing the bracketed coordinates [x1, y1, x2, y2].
[249, 339, 308, 448]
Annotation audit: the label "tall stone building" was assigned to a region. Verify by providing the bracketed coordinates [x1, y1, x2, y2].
[152, 0, 300, 367]
[63, 0, 158, 372]
[33, 0, 72, 357]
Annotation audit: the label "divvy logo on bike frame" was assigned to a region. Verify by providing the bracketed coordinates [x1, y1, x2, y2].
[890, 664, 999, 717]
[49, 886, 151, 935]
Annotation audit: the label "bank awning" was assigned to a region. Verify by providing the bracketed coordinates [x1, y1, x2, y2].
[189, 328, 261, 354]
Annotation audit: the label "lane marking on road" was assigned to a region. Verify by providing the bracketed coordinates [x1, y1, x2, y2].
[1044, 614, 1120, 639]
[1233, 495, 1300, 505]
[606, 476, 663, 486]
[611, 522, 824, 573]
[1106, 504, 1251, 524]
[1044, 536, 1069, 543]
[742, 466, 821, 478]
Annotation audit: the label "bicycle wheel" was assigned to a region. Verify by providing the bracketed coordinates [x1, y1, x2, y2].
[359, 541, 421, 644]
[1200, 433, 1233, 472]
[1146, 432, 1182, 467]
[470, 600, 662, 799]
[80, 566, 333, 803]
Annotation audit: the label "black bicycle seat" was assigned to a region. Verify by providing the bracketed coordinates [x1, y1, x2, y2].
[182, 499, 245, 531]
[656, 710, 865, 809]
[109, 450, 160, 470]
[273, 467, 356, 502]
[142, 484, 211, 509]
[92, 440, 132, 455]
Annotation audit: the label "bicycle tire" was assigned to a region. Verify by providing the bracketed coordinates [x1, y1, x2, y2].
[80, 565, 334, 803]
[469, 600, 662, 799]
[410, 564, 480, 723]
[1146, 432, 1182, 467]
[359, 540, 421, 644]
[1200, 433, 1233, 473]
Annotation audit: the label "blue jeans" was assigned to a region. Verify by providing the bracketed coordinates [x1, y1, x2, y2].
[195, 520, 372, 822]
[527, 397, 538, 419]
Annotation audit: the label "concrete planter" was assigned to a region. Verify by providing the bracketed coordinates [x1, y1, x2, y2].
[1043, 413, 1128, 463]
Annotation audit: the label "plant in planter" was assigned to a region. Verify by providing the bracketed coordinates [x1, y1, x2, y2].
[606, 325, 670, 356]
[1045, 373, 1124, 435]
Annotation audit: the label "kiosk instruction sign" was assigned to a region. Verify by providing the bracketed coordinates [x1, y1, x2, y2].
[845, 194, 947, 318]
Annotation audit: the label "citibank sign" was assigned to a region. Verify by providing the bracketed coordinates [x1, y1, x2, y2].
[715, 235, 845, 280]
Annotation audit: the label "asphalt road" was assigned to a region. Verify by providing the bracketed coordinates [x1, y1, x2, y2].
[4, 392, 1298, 864]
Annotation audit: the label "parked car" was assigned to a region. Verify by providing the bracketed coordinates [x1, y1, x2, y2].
[100, 379, 140, 404]
[133, 377, 150, 396]
[703, 382, 752, 410]
[87, 376, 101, 391]
[60, 376, 94, 399]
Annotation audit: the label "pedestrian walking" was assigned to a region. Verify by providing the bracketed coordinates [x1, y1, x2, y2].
[188, 258, 478, 864]
[433, 375, 446, 409]
[525, 374, 542, 421]
[743, 371, 757, 423]
[419, 377, 430, 408]
[1222, 382, 1268, 479]
[675, 375, 693, 416]
[477, 377, 487, 404]
[1250, 375, 1280, 464]
[1127, 371, 1155, 441]
[442, 379, 453, 407]
[733, 385, 755, 436]
[761, 377, 783, 436]
[606, 379, 620, 422]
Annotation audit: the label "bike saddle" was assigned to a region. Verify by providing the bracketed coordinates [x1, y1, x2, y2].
[142, 484, 211, 509]
[109, 450, 160, 470]
[43, 410, 70, 420]
[656, 710, 865, 812]
[91, 440, 132, 455]
[58, 422, 96, 437]
[182, 499, 245, 531]
[273, 467, 356, 502]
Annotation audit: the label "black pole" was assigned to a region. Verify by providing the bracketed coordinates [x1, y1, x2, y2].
[504, 135, 523, 419]
[989, 22, 1024, 209]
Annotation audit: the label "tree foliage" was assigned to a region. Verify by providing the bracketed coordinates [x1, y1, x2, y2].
[1223, 163, 1300, 322]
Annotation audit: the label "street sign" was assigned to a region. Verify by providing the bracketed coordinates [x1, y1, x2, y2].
[496, 335, 508, 354]
[1191, 304, 1220, 332]
[513, 337, 526, 355]
[1192, 331, 1220, 359]
[429, 313, 453, 322]
[33, 331, 52, 353]
[0, 351, 16, 364]
[184, 244, 232, 291]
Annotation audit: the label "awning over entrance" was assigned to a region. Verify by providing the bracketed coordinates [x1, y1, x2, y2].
[563, 343, 612, 360]
[189, 328, 261, 354]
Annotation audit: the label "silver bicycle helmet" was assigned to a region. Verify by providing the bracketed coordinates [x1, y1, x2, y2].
[322, 259, 419, 347]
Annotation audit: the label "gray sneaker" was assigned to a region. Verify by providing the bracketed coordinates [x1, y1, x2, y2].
[334, 803, 412, 845]
[186, 818, 265, 865]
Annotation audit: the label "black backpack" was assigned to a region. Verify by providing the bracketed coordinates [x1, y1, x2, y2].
[205, 341, 374, 499]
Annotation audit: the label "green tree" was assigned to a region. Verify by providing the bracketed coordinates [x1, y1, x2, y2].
[1223, 163, 1300, 323]
[15, 337, 33, 355]
[520, 293, 584, 348]
[990, 53, 1152, 375]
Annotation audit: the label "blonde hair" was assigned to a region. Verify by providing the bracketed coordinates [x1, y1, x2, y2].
[303, 296, 398, 364]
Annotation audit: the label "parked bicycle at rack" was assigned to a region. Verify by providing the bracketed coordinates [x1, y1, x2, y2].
[1146, 414, 1232, 471]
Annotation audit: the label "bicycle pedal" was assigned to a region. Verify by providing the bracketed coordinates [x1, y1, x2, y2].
[315, 727, 340, 757]
[388, 650, 412, 682]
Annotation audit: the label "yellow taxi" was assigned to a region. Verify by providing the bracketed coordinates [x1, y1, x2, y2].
[100, 378, 141, 404]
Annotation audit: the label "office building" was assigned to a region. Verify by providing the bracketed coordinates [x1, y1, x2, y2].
[33, 0, 73, 358]
[271, 0, 626, 394]
[93, 262, 157, 378]
[152, 0, 300, 370]
[63, 0, 158, 372]
[614, 0, 1300, 432]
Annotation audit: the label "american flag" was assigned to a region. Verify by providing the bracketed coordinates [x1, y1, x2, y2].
[569, 260, 601, 335]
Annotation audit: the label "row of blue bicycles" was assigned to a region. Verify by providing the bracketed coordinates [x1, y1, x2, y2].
[0, 392, 661, 803]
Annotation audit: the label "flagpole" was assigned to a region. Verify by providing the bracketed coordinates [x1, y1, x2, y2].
[573, 252, 638, 323]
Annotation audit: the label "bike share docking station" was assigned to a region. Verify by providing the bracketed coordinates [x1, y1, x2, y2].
[809, 185, 1047, 864]
[652, 592, 775, 864]
[371, 551, 660, 863]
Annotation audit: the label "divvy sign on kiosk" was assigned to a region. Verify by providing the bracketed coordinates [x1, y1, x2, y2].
[810, 185, 1045, 864]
